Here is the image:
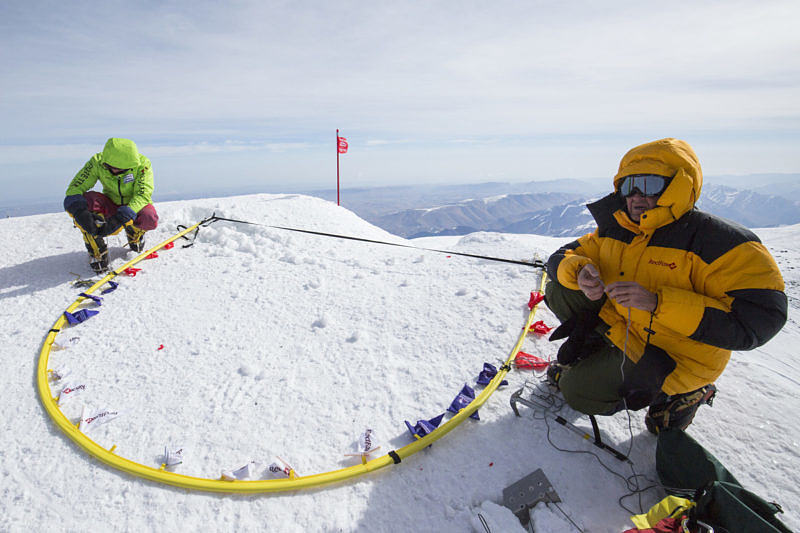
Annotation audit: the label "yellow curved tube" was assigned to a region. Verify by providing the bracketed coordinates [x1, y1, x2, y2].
[37, 219, 547, 492]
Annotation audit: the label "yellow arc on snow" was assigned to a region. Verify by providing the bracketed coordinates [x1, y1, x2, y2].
[37, 219, 547, 492]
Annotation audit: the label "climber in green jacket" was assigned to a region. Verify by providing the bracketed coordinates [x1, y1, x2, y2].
[64, 138, 159, 274]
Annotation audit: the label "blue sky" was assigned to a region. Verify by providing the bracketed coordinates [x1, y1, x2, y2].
[1, 0, 799, 207]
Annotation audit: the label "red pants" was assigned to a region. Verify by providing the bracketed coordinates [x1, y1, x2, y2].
[84, 191, 159, 231]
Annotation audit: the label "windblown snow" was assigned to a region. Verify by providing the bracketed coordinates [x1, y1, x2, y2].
[1, 193, 798, 532]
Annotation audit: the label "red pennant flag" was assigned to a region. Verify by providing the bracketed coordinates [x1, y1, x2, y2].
[527, 320, 553, 336]
[337, 136, 348, 154]
[164, 242, 175, 250]
[123, 267, 142, 277]
[514, 351, 550, 370]
[145, 251, 159, 259]
[528, 291, 544, 309]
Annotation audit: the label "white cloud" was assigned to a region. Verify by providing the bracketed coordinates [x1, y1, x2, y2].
[0, 0, 798, 202]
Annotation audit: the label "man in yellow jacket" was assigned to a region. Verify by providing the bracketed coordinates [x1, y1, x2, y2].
[64, 138, 158, 274]
[545, 138, 787, 433]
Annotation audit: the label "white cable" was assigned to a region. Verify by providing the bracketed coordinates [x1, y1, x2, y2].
[620, 306, 645, 513]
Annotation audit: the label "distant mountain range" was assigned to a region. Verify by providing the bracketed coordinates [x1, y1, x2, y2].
[5, 174, 800, 239]
[369, 192, 583, 238]
[332, 175, 800, 238]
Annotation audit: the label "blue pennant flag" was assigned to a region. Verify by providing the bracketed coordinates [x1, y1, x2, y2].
[100, 280, 119, 294]
[64, 309, 99, 325]
[404, 413, 445, 440]
[78, 292, 103, 306]
[476, 362, 508, 387]
[447, 384, 480, 420]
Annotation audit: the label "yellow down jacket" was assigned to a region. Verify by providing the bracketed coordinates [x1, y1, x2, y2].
[547, 139, 787, 395]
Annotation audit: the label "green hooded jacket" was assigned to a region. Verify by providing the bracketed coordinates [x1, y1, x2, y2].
[65, 138, 154, 213]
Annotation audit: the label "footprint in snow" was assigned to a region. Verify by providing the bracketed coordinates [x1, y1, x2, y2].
[312, 316, 328, 329]
[346, 331, 359, 343]
[455, 288, 468, 296]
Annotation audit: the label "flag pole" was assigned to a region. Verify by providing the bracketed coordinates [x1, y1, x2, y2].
[336, 129, 340, 206]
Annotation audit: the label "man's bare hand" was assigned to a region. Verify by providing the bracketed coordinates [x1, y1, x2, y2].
[605, 281, 658, 312]
[577, 264, 605, 301]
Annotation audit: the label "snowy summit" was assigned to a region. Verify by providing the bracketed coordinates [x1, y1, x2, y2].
[1, 193, 798, 532]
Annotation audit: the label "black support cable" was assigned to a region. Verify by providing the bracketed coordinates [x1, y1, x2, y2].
[204, 215, 545, 269]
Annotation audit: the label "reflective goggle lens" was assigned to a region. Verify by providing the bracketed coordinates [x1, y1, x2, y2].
[619, 174, 669, 197]
[103, 162, 130, 173]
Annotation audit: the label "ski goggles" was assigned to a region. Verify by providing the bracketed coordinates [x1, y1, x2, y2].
[103, 162, 131, 173]
[618, 174, 671, 197]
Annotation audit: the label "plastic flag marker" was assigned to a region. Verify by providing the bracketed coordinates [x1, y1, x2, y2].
[145, 252, 159, 259]
[79, 407, 121, 432]
[100, 280, 119, 294]
[58, 380, 86, 406]
[48, 366, 72, 383]
[54, 337, 81, 350]
[163, 445, 185, 467]
[344, 428, 381, 461]
[476, 362, 508, 387]
[447, 384, 480, 420]
[514, 351, 550, 370]
[404, 413, 445, 440]
[164, 242, 175, 250]
[528, 291, 544, 310]
[123, 267, 142, 277]
[78, 292, 103, 306]
[527, 320, 552, 336]
[64, 309, 99, 324]
[222, 461, 262, 481]
[265, 456, 296, 478]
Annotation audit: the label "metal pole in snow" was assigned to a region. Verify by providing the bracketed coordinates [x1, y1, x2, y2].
[336, 129, 340, 206]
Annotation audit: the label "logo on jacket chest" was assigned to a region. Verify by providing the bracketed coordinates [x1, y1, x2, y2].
[123, 173, 134, 183]
[648, 258, 677, 270]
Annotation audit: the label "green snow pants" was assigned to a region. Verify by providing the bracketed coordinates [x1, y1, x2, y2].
[544, 278, 635, 415]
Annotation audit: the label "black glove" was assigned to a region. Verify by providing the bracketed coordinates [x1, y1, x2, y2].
[96, 206, 136, 237]
[549, 308, 603, 365]
[618, 344, 677, 410]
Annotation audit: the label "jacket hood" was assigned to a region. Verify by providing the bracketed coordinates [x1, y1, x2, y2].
[613, 138, 703, 230]
[102, 138, 140, 169]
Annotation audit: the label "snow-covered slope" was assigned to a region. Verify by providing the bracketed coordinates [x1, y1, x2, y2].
[1, 194, 798, 532]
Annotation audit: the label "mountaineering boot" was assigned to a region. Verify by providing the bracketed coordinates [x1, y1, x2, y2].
[86, 238, 109, 274]
[125, 224, 146, 253]
[546, 363, 564, 390]
[82, 229, 109, 275]
[644, 383, 717, 434]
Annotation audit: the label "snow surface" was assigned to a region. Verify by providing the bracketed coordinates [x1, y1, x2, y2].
[1, 193, 798, 532]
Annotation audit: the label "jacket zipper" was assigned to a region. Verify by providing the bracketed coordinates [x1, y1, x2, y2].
[117, 177, 125, 205]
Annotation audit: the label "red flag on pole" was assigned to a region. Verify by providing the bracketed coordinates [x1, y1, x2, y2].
[336, 129, 346, 206]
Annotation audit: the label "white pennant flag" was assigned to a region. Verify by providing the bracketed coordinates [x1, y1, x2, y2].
[79, 407, 121, 432]
[263, 456, 294, 478]
[163, 444, 185, 467]
[49, 366, 72, 383]
[345, 428, 381, 458]
[221, 460, 263, 481]
[58, 380, 87, 406]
